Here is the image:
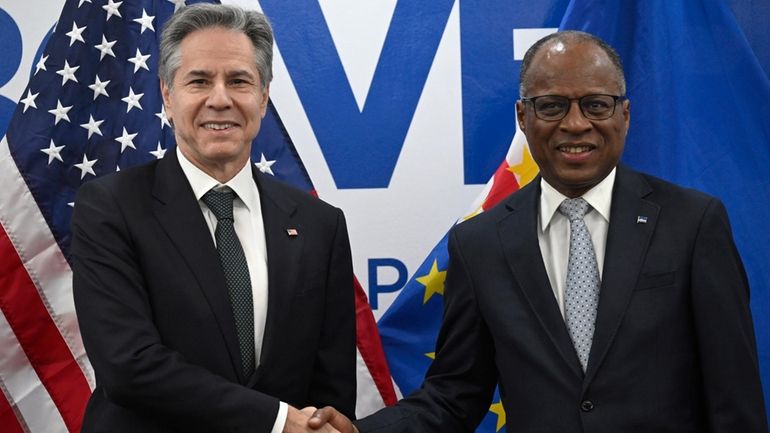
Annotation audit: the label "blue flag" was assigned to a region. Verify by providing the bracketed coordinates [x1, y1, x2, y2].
[560, 0, 770, 418]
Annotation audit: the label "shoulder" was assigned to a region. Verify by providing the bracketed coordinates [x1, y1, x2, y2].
[616, 166, 732, 235]
[451, 180, 538, 244]
[621, 166, 721, 213]
[74, 159, 161, 206]
[256, 171, 344, 220]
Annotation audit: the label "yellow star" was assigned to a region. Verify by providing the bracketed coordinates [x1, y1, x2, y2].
[489, 401, 506, 432]
[425, 352, 435, 360]
[416, 259, 447, 304]
[507, 145, 539, 187]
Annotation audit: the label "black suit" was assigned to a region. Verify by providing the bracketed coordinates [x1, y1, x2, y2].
[357, 165, 767, 433]
[72, 150, 356, 433]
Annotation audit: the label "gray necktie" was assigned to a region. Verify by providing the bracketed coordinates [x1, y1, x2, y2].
[558, 197, 601, 372]
[202, 188, 255, 377]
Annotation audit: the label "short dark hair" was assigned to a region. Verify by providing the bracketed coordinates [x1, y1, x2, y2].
[159, 3, 273, 90]
[519, 31, 626, 96]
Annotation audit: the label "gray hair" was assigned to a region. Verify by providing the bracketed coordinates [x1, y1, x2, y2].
[519, 30, 626, 96]
[159, 3, 274, 90]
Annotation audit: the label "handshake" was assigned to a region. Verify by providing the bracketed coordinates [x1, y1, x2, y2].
[285, 405, 357, 433]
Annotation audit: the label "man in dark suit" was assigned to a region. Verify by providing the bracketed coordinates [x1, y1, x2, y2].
[308, 31, 767, 433]
[72, 4, 354, 433]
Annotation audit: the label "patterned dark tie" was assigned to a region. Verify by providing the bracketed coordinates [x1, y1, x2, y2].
[202, 188, 255, 377]
[558, 197, 601, 372]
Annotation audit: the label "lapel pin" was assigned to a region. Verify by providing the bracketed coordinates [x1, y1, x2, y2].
[636, 216, 648, 224]
[286, 228, 298, 236]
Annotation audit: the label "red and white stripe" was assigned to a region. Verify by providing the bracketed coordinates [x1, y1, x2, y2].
[0, 137, 94, 433]
[462, 127, 533, 221]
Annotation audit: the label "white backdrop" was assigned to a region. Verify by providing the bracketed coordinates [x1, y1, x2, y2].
[0, 0, 492, 319]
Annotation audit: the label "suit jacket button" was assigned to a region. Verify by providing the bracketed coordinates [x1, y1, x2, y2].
[581, 400, 594, 412]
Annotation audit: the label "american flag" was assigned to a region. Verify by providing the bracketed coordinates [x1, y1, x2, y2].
[0, 0, 394, 431]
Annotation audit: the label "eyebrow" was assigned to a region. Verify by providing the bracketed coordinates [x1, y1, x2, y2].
[182, 69, 257, 80]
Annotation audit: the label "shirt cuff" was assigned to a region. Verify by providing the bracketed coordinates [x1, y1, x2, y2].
[270, 401, 288, 433]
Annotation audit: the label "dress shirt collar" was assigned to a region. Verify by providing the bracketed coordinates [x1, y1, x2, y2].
[539, 167, 617, 231]
[176, 147, 260, 213]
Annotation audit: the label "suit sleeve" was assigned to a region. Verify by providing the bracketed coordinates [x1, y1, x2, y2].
[307, 208, 357, 418]
[72, 180, 279, 433]
[691, 198, 768, 433]
[356, 227, 497, 433]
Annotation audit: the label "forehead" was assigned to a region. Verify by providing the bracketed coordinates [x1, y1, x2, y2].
[176, 27, 257, 73]
[526, 41, 622, 96]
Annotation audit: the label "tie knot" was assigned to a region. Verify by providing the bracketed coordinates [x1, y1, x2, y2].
[558, 197, 591, 221]
[202, 188, 235, 221]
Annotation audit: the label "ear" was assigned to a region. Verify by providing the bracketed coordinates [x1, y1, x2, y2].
[622, 98, 630, 135]
[259, 84, 270, 119]
[516, 100, 526, 132]
[160, 80, 173, 123]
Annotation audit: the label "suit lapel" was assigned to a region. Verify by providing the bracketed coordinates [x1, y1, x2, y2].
[150, 151, 244, 381]
[498, 180, 583, 379]
[252, 170, 302, 376]
[584, 166, 659, 385]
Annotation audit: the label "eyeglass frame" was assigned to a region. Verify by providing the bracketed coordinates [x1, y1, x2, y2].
[520, 94, 628, 121]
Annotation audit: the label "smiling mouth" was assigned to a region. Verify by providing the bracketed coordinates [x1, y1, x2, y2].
[202, 123, 235, 130]
[558, 145, 594, 154]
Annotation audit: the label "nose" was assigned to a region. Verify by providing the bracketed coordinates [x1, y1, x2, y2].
[559, 100, 592, 133]
[206, 82, 232, 109]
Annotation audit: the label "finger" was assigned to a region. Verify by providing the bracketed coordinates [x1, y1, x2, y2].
[308, 406, 334, 428]
[301, 406, 318, 417]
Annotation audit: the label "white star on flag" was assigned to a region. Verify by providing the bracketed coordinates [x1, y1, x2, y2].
[74, 154, 98, 179]
[155, 106, 171, 128]
[88, 75, 110, 100]
[48, 100, 73, 124]
[56, 60, 79, 85]
[121, 87, 144, 113]
[95, 35, 117, 60]
[128, 48, 150, 73]
[150, 142, 167, 159]
[133, 9, 155, 33]
[102, 0, 123, 21]
[255, 153, 277, 175]
[80, 115, 104, 138]
[34, 55, 48, 75]
[168, 0, 186, 12]
[40, 140, 65, 165]
[20, 90, 39, 113]
[115, 128, 138, 153]
[78, 0, 92, 6]
[65, 22, 86, 46]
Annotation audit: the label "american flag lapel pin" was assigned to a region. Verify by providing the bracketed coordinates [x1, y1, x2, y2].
[286, 228, 299, 237]
[636, 216, 648, 224]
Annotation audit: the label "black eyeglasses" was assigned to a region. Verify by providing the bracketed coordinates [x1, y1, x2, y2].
[521, 94, 627, 121]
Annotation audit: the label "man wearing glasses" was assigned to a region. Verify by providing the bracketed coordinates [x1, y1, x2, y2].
[308, 31, 767, 433]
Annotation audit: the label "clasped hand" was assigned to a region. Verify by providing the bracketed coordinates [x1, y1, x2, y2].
[283, 405, 357, 433]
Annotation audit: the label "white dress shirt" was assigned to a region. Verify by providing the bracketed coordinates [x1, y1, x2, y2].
[537, 167, 616, 318]
[177, 148, 287, 433]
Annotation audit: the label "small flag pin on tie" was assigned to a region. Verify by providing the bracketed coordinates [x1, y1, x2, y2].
[636, 216, 648, 224]
[286, 228, 298, 236]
